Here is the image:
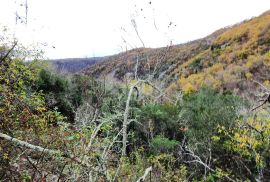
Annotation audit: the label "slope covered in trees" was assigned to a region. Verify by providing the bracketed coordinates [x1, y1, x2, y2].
[1, 10, 270, 182]
[84, 10, 270, 96]
[49, 57, 103, 73]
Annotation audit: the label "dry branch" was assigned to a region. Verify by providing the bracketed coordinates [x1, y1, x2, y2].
[0, 132, 60, 155]
[136, 166, 152, 182]
[180, 146, 235, 182]
[251, 80, 270, 111]
[0, 41, 17, 63]
[0, 132, 91, 168]
[122, 81, 139, 156]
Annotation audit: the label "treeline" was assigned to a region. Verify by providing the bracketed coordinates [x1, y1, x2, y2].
[1, 39, 270, 181]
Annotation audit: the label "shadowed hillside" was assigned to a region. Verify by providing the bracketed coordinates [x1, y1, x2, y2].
[50, 57, 103, 73]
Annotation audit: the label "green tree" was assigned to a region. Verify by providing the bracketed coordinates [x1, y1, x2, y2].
[0, 39, 64, 180]
[181, 87, 243, 146]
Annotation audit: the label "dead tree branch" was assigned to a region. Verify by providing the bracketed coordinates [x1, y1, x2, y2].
[0, 132, 91, 168]
[122, 81, 139, 156]
[0, 132, 60, 155]
[136, 166, 152, 182]
[179, 145, 235, 182]
[251, 80, 270, 111]
[131, 18, 145, 48]
[0, 41, 17, 63]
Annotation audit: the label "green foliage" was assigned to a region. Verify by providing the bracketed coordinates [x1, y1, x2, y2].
[0, 57, 63, 131]
[134, 103, 182, 148]
[194, 168, 231, 182]
[36, 69, 55, 91]
[137, 104, 181, 136]
[149, 153, 188, 181]
[211, 46, 221, 57]
[36, 69, 96, 122]
[0, 39, 65, 180]
[218, 111, 270, 177]
[3, 13, 270, 180]
[118, 149, 147, 181]
[181, 87, 244, 146]
[189, 57, 203, 72]
[150, 135, 179, 153]
[37, 69, 72, 109]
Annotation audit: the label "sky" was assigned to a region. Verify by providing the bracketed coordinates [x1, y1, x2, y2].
[0, 0, 270, 59]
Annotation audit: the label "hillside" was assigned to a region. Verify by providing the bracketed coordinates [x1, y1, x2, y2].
[50, 57, 103, 73]
[2, 8, 270, 182]
[84, 10, 270, 96]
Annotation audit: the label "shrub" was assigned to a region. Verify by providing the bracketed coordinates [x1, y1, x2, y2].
[150, 135, 179, 153]
[189, 57, 203, 72]
[181, 87, 244, 146]
[135, 103, 182, 146]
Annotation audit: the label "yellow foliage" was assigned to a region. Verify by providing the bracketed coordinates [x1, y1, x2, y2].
[266, 51, 270, 58]
[36, 107, 47, 113]
[263, 56, 270, 66]
[142, 84, 153, 95]
[245, 58, 256, 69]
[211, 135, 220, 142]
[216, 11, 270, 45]
[206, 63, 224, 74]
[167, 82, 177, 92]
[129, 79, 138, 86]
[224, 112, 270, 169]
[178, 74, 203, 93]
[263, 80, 270, 88]
[245, 72, 253, 80]
[128, 79, 153, 95]
[182, 82, 195, 94]
[177, 63, 225, 93]
[3, 153, 9, 160]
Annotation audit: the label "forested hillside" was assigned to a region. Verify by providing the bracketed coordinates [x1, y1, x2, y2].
[1, 10, 270, 182]
[85, 10, 270, 97]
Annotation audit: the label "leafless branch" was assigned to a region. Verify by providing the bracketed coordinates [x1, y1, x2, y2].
[251, 80, 270, 111]
[0, 132, 92, 168]
[131, 18, 145, 47]
[86, 113, 122, 152]
[252, 80, 270, 93]
[102, 128, 123, 160]
[0, 132, 60, 155]
[251, 96, 269, 111]
[136, 166, 152, 182]
[179, 145, 235, 182]
[0, 41, 17, 63]
[122, 81, 139, 156]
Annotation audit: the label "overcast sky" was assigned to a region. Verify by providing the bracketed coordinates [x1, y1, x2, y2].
[0, 0, 270, 59]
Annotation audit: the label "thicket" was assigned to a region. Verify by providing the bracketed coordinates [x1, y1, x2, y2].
[1, 36, 270, 182]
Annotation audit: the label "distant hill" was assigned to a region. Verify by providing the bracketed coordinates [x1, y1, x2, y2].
[83, 24, 230, 81]
[83, 10, 270, 97]
[50, 57, 103, 73]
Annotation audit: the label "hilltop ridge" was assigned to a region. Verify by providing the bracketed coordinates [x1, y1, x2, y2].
[49, 57, 103, 73]
[83, 10, 270, 96]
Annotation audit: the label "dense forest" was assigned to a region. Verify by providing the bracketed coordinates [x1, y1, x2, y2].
[1, 9, 270, 182]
